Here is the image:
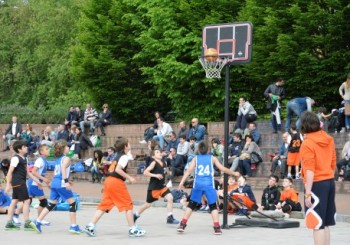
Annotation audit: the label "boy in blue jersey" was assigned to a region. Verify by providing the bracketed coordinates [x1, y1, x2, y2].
[31, 140, 82, 234]
[27, 144, 51, 225]
[177, 141, 240, 235]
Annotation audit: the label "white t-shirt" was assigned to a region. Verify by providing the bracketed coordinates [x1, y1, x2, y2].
[32, 157, 45, 186]
[118, 155, 129, 169]
[10, 155, 25, 167]
[12, 123, 17, 136]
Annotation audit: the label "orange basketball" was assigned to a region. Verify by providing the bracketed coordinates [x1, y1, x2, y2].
[204, 48, 218, 62]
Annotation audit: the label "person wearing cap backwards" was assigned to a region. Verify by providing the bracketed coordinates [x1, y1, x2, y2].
[299, 111, 336, 245]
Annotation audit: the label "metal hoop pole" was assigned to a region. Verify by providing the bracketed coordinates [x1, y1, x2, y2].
[222, 63, 230, 229]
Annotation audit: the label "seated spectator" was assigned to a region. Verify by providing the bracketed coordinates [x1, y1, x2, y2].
[238, 135, 262, 177]
[336, 134, 350, 181]
[229, 133, 245, 171]
[2, 115, 22, 152]
[217, 176, 238, 212]
[176, 135, 189, 165]
[41, 126, 56, 147]
[188, 118, 206, 143]
[271, 132, 289, 178]
[166, 148, 185, 188]
[20, 124, 38, 155]
[140, 111, 161, 144]
[0, 186, 11, 214]
[95, 103, 112, 136]
[72, 127, 93, 158]
[57, 124, 69, 142]
[64, 106, 77, 130]
[177, 121, 189, 140]
[230, 176, 257, 215]
[276, 177, 302, 213]
[243, 122, 261, 145]
[74, 106, 85, 127]
[80, 103, 99, 135]
[235, 97, 257, 130]
[67, 125, 77, 147]
[91, 150, 103, 183]
[165, 131, 179, 154]
[153, 118, 173, 150]
[260, 175, 281, 211]
[211, 138, 224, 163]
[101, 147, 116, 174]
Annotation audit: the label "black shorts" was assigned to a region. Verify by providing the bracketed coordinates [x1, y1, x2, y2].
[146, 187, 171, 203]
[12, 184, 30, 202]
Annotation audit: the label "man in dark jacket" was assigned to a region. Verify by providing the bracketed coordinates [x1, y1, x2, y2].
[2, 116, 22, 151]
[264, 77, 286, 133]
[261, 175, 281, 210]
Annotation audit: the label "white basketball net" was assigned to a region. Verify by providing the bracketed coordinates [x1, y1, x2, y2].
[199, 57, 228, 79]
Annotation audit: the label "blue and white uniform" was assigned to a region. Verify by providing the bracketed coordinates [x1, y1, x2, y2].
[190, 154, 217, 205]
[28, 157, 48, 197]
[50, 155, 73, 201]
[0, 189, 11, 207]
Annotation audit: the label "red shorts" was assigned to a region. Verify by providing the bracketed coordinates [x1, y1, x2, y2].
[287, 152, 300, 166]
[97, 177, 133, 212]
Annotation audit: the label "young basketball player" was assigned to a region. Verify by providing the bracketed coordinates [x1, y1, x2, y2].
[134, 149, 179, 224]
[31, 140, 82, 234]
[287, 124, 303, 179]
[27, 144, 51, 225]
[4, 140, 36, 231]
[83, 137, 146, 237]
[177, 141, 240, 235]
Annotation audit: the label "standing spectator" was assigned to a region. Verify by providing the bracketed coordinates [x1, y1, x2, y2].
[2, 116, 22, 152]
[95, 103, 112, 136]
[264, 77, 286, 133]
[188, 118, 206, 143]
[336, 134, 350, 181]
[261, 175, 281, 211]
[165, 131, 179, 154]
[271, 132, 289, 178]
[339, 72, 350, 131]
[235, 97, 257, 130]
[64, 106, 77, 129]
[140, 111, 161, 144]
[177, 121, 189, 140]
[80, 103, 99, 135]
[300, 111, 336, 244]
[285, 97, 315, 132]
[152, 118, 173, 150]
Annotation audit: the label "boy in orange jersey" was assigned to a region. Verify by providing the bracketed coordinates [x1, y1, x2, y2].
[300, 111, 336, 245]
[83, 137, 146, 237]
[276, 177, 301, 213]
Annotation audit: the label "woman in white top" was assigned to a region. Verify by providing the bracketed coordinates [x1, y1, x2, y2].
[339, 73, 350, 130]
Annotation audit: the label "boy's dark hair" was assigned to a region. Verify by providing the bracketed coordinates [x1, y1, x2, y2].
[270, 175, 279, 183]
[1, 158, 10, 166]
[245, 134, 254, 141]
[287, 177, 293, 184]
[114, 137, 128, 153]
[179, 135, 186, 140]
[300, 111, 321, 134]
[107, 147, 115, 152]
[13, 140, 27, 153]
[290, 123, 297, 131]
[189, 135, 196, 141]
[233, 133, 242, 140]
[198, 141, 208, 154]
[276, 77, 284, 83]
[211, 138, 220, 144]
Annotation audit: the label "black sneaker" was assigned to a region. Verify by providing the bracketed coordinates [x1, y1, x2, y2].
[5, 221, 20, 231]
[166, 215, 179, 224]
[177, 221, 187, 233]
[133, 213, 140, 223]
[213, 225, 222, 235]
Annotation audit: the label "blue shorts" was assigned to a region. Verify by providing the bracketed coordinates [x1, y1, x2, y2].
[50, 187, 74, 201]
[305, 179, 336, 229]
[190, 188, 217, 205]
[28, 185, 45, 198]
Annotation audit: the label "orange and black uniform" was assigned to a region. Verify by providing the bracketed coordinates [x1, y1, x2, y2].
[287, 132, 302, 166]
[146, 160, 170, 203]
[300, 130, 336, 229]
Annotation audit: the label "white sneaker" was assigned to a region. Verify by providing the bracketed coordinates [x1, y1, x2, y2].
[41, 220, 51, 226]
[166, 180, 173, 188]
[139, 140, 147, 144]
[287, 173, 292, 178]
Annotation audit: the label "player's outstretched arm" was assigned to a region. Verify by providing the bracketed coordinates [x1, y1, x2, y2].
[213, 157, 240, 177]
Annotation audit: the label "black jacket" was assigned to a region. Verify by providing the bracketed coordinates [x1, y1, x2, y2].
[261, 185, 281, 209]
[264, 84, 286, 110]
[4, 123, 22, 137]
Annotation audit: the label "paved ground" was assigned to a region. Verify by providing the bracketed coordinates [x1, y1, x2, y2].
[1, 206, 350, 245]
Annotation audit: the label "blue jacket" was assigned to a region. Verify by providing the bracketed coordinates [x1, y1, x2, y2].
[188, 125, 206, 142]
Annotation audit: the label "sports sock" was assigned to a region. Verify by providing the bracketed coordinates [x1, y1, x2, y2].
[88, 223, 95, 228]
[135, 212, 140, 217]
[71, 224, 77, 227]
[214, 222, 220, 227]
[181, 218, 187, 224]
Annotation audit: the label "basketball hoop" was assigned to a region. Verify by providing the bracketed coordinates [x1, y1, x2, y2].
[199, 56, 228, 79]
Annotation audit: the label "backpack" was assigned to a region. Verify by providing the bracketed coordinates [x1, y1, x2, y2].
[71, 161, 85, 173]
